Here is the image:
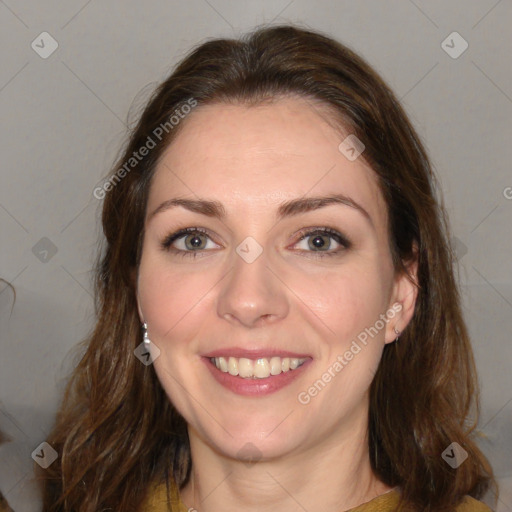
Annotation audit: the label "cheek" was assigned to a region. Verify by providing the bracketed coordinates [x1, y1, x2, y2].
[136, 253, 214, 414]
[136, 251, 219, 347]
[285, 262, 387, 347]
[294, 271, 388, 409]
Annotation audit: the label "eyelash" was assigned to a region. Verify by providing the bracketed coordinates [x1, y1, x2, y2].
[160, 226, 352, 259]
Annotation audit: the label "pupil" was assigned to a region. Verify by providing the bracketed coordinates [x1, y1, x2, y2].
[311, 235, 326, 249]
[189, 235, 203, 248]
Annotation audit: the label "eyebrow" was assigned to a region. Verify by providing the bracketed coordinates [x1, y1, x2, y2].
[148, 193, 373, 227]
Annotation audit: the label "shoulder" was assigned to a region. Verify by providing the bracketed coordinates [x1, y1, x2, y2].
[455, 496, 493, 512]
[142, 479, 189, 512]
[350, 490, 493, 512]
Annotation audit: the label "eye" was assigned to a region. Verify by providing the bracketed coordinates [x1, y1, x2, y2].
[160, 226, 351, 259]
[160, 227, 220, 258]
[292, 227, 351, 257]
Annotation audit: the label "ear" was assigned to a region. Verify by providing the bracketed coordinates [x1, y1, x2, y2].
[132, 267, 145, 324]
[136, 299, 145, 324]
[384, 244, 419, 344]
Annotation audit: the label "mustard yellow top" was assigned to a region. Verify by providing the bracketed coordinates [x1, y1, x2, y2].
[144, 481, 492, 512]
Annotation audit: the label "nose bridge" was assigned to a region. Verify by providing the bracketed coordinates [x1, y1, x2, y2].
[216, 236, 288, 326]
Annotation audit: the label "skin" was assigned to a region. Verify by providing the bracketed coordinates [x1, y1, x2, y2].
[136, 96, 418, 512]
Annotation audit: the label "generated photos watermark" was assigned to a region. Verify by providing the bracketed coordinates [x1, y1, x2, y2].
[297, 303, 402, 405]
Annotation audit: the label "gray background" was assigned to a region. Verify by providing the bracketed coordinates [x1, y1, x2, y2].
[0, 1, 511, 510]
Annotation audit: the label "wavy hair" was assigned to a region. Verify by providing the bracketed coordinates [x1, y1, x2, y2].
[39, 24, 495, 511]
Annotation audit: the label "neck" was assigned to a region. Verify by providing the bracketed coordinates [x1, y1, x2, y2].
[179, 410, 393, 512]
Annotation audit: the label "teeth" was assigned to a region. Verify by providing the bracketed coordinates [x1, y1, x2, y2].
[218, 357, 228, 373]
[238, 358, 253, 378]
[270, 357, 281, 375]
[228, 357, 238, 376]
[212, 356, 307, 379]
[254, 358, 270, 378]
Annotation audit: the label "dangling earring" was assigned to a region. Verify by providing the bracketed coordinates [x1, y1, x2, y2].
[143, 322, 151, 345]
[394, 327, 401, 342]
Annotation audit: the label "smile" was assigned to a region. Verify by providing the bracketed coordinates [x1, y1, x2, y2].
[209, 356, 308, 379]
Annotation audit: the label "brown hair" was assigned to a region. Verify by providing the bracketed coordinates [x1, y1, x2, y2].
[39, 24, 496, 511]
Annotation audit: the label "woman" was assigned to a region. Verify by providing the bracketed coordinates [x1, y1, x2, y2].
[39, 24, 496, 511]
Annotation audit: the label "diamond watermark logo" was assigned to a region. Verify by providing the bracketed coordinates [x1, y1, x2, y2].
[32, 237, 58, 263]
[237, 442, 262, 468]
[338, 134, 365, 161]
[236, 237, 263, 264]
[451, 236, 468, 261]
[134, 341, 161, 366]
[32, 441, 58, 469]
[31, 32, 59, 59]
[441, 32, 468, 59]
[442, 441, 468, 468]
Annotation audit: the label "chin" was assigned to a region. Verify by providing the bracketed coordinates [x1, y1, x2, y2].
[197, 416, 305, 462]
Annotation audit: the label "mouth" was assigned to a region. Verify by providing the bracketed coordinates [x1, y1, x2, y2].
[209, 355, 308, 379]
[202, 350, 312, 396]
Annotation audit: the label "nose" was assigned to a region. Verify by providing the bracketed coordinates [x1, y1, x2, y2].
[216, 243, 289, 328]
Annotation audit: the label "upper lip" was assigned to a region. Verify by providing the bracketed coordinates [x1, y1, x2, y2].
[202, 347, 311, 359]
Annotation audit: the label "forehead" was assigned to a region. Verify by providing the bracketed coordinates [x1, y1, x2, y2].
[148, 97, 386, 229]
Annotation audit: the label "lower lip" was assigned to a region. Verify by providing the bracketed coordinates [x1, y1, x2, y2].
[203, 357, 312, 396]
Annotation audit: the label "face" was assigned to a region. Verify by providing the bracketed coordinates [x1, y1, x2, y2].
[137, 96, 416, 461]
